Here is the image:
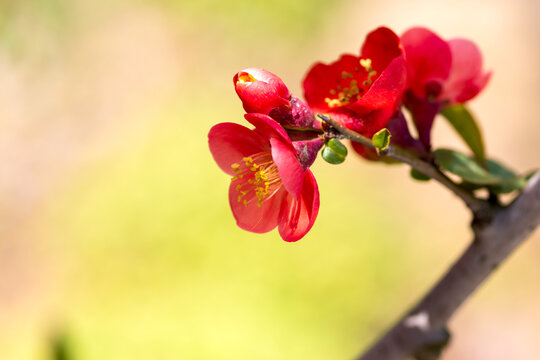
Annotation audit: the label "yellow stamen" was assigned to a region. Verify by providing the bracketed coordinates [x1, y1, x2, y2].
[230, 152, 282, 208]
[360, 58, 372, 70]
[324, 58, 377, 108]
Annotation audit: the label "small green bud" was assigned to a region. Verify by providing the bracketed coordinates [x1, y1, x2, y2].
[321, 139, 348, 164]
[372, 128, 391, 151]
[326, 138, 348, 156]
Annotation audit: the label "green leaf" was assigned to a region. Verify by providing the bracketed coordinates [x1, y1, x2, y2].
[321, 139, 347, 164]
[435, 149, 530, 194]
[486, 159, 517, 179]
[410, 168, 431, 182]
[486, 159, 527, 194]
[372, 128, 391, 150]
[434, 148, 501, 185]
[441, 105, 486, 165]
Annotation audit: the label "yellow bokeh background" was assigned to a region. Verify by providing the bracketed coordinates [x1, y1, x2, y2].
[1, 1, 539, 359]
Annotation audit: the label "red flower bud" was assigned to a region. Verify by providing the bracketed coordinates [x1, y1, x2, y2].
[233, 68, 291, 115]
[234, 68, 321, 131]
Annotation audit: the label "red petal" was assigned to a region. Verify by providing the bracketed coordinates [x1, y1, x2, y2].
[278, 170, 320, 242]
[338, 56, 406, 135]
[401, 27, 452, 98]
[270, 137, 304, 196]
[244, 113, 295, 150]
[441, 38, 491, 103]
[454, 71, 491, 103]
[208, 122, 267, 175]
[350, 55, 407, 113]
[229, 180, 285, 234]
[302, 54, 361, 113]
[361, 27, 403, 74]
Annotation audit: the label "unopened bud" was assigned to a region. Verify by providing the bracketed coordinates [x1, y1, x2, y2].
[321, 139, 348, 164]
[233, 68, 291, 115]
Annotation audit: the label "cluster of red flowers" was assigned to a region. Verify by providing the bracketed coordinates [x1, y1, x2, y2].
[208, 26, 490, 242]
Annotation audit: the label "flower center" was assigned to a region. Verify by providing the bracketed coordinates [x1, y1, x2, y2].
[324, 57, 378, 108]
[231, 152, 282, 207]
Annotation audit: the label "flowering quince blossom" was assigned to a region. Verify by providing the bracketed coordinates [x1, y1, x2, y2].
[401, 27, 491, 147]
[302, 27, 407, 137]
[208, 113, 322, 242]
[234, 68, 320, 131]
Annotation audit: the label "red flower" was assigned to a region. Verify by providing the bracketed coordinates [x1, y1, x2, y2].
[401, 27, 491, 147]
[302, 27, 407, 136]
[208, 113, 320, 242]
[402, 27, 491, 104]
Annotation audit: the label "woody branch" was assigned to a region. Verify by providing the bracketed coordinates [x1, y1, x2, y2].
[319, 115, 540, 360]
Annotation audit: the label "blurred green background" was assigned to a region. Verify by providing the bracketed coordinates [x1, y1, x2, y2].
[1, 0, 539, 359]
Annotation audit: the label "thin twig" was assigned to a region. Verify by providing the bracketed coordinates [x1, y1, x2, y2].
[317, 114, 489, 216]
